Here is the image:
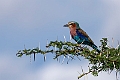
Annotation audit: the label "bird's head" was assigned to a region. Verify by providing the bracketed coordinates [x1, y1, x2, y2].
[63, 21, 80, 29]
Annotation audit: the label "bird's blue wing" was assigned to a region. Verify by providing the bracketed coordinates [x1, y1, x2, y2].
[76, 29, 94, 43]
[75, 29, 100, 53]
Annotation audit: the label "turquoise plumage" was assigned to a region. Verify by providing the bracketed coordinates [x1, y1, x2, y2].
[64, 21, 100, 53]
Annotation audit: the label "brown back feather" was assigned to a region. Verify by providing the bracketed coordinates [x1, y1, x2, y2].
[78, 28, 94, 43]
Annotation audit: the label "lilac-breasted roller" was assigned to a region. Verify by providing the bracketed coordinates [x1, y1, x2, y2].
[64, 21, 100, 53]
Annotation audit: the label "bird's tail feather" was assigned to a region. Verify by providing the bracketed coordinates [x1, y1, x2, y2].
[91, 43, 100, 53]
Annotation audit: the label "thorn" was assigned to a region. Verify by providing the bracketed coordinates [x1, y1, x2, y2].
[33, 47, 35, 61]
[63, 35, 66, 42]
[112, 37, 114, 42]
[56, 57, 58, 61]
[112, 38, 114, 47]
[62, 56, 65, 64]
[34, 53, 35, 61]
[76, 56, 81, 61]
[77, 71, 81, 75]
[116, 40, 120, 49]
[86, 73, 88, 80]
[67, 61, 69, 64]
[47, 39, 48, 45]
[24, 44, 26, 49]
[117, 40, 119, 45]
[67, 55, 70, 64]
[67, 55, 69, 59]
[30, 54, 31, 63]
[81, 66, 84, 73]
[113, 61, 115, 68]
[70, 35, 72, 42]
[59, 56, 61, 63]
[44, 55, 46, 62]
[57, 36, 58, 41]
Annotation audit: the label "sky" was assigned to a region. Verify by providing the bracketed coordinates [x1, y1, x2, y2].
[0, 0, 120, 80]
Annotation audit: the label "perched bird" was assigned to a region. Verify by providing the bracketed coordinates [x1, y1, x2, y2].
[64, 21, 100, 53]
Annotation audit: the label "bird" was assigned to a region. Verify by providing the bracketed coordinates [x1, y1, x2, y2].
[64, 21, 100, 53]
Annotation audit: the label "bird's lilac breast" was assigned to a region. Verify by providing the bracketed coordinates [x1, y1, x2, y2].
[70, 28, 77, 38]
[70, 30, 76, 38]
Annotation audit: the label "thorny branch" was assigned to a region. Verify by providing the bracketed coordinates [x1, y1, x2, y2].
[16, 38, 120, 79]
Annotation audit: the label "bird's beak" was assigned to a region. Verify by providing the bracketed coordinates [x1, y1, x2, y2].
[63, 24, 69, 27]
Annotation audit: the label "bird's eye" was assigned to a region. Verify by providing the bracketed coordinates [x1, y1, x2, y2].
[69, 23, 73, 25]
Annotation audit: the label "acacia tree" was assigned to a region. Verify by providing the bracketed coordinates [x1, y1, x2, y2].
[16, 38, 120, 79]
